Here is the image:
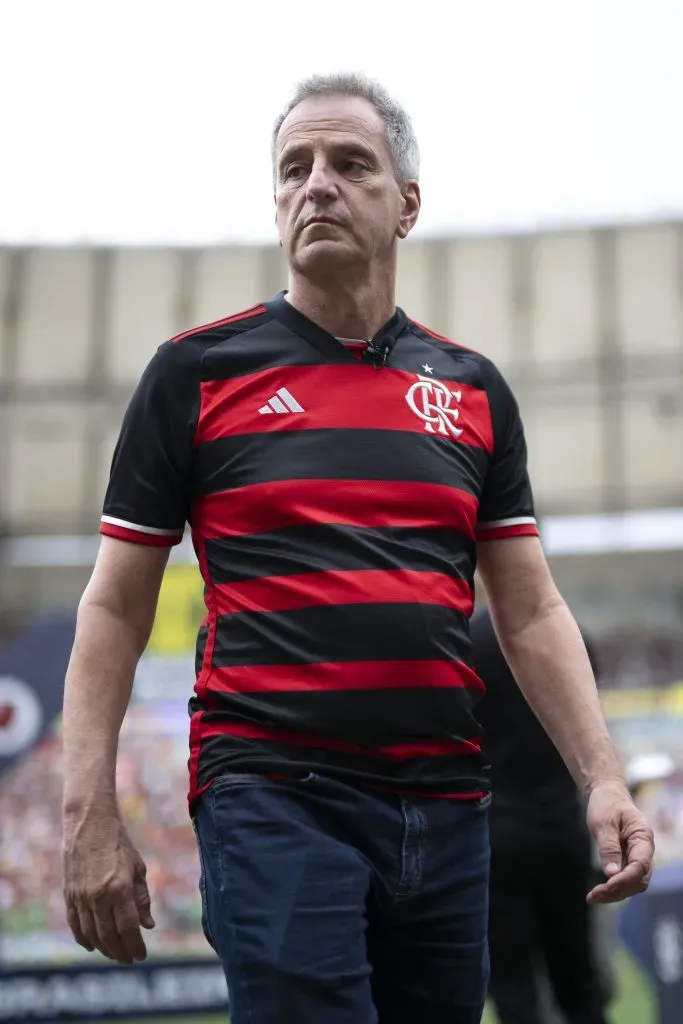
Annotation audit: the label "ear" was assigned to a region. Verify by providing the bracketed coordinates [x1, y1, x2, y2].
[396, 181, 421, 240]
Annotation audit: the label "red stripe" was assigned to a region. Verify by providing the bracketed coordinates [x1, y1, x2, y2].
[380, 738, 481, 757]
[411, 319, 484, 357]
[187, 711, 203, 810]
[100, 523, 183, 547]
[195, 365, 493, 453]
[192, 480, 478, 540]
[208, 659, 484, 694]
[170, 304, 266, 344]
[214, 570, 474, 617]
[476, 524, 539, 542]
[198, 719, 480, 759]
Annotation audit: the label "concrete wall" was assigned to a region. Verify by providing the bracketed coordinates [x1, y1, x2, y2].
[1, 223, 682, 535]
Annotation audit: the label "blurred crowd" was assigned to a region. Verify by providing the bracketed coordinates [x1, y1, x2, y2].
[0, 713, 209, 966]
[1, 702, 682, 969]
[598, 628, 683, 691]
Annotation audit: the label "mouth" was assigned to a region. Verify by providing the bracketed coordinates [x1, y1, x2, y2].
[304, 217, 342, 228]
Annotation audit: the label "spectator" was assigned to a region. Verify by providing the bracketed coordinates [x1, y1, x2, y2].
[471, 605, 613, 1024]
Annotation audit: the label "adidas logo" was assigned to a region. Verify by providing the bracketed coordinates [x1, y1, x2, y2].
[258, 388, 305, 415]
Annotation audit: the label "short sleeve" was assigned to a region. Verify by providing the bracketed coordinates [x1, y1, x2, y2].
[100, 340, 200, 547]
[476, 362, 539, 542]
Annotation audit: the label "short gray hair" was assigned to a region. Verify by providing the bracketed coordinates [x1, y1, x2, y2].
[271, 72, 420, 185]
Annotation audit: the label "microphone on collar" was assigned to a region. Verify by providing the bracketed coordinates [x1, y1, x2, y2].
[365, 337, 391, 369]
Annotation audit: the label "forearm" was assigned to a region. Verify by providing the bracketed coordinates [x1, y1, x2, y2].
[495, 598, 624, 797]
[62, 599, 147, 814]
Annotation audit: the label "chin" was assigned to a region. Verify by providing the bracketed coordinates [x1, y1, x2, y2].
[292, 239, 360, 277]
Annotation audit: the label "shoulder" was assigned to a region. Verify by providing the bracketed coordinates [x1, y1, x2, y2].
[151, 302, 271, 374]
[168, 301, 269, 346]
[407, 317, 511, 393]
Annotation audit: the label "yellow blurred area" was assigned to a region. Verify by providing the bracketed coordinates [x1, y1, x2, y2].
[601, 685, 683, 719]
[148, 564, 205, 655]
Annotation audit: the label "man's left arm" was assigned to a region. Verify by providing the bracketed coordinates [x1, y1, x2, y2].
[478, 533, 654, 903]
[475, 359, 653, 903]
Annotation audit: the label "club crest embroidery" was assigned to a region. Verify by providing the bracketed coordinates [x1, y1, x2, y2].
[405, 375, 464, 437]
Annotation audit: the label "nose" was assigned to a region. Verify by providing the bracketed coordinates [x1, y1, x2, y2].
[306, 159, 338, 203]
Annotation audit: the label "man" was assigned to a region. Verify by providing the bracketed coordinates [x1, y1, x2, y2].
[471, 606, 613, 1024]
[62, 73, 654, 1024]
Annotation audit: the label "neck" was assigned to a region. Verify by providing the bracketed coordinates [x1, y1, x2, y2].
[286, 267, 396, 340]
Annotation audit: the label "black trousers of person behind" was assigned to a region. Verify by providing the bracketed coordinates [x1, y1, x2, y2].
[487, 802, 611, 1024]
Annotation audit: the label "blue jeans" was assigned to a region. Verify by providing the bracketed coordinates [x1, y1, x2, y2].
[193, 772, 490, 1024]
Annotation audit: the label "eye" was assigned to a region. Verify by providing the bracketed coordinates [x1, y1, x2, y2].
[342, 159, 367, 173]
[283, 165, 306, 181]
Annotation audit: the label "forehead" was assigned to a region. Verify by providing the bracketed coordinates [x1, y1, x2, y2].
[277, 94, 389, 158]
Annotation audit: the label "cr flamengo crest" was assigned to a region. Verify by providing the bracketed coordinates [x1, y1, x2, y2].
[405, 375, 464, 437]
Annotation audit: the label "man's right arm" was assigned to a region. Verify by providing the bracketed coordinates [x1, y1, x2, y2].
[61, 538, 170, 965]
[62, 537, 169, 816]
[62, 338, 199, 963]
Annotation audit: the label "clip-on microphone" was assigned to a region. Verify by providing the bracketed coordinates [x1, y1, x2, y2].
[365, 338, 390, 369]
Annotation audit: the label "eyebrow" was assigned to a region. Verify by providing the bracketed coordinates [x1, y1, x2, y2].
[278, 139, 377, 168]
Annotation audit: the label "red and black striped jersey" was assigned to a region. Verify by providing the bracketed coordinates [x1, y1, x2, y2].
[101, 293, 539, 808]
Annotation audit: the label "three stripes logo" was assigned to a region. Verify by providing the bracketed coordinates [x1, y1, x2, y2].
[258, 388, 305, 416]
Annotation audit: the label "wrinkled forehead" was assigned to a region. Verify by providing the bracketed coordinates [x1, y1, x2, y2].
[276, 94, 390, 162]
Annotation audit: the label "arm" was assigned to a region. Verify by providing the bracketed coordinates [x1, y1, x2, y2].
[62, 339, 198, 964]
[477, 536, 654, 902]
[62, 539, 170, 966]
[476, 536, 621, 795]
[474, 359, 653, 902]
[62, 538, 169, 815]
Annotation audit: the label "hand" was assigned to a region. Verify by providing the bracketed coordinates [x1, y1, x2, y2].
[63, 809, 155, 964]
[585, 780, 655, 904]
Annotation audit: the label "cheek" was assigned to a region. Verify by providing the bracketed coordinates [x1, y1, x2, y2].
[275, 191, 297, 227]
[367, 195, 401, 233]
[274, 199, 289, 234]
[362, 184, 400, 220]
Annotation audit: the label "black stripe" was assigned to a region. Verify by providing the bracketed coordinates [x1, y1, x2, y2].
[211, 602, 471, 668]
[201, 318, 333, 380]
[195, 624, 209, 678]
[194, 429, 488, 496]
[201, 686, 483, 749]
[205, 525, 475, 585]
[392, 330, 488, 386]
[197, 734, 487, 794]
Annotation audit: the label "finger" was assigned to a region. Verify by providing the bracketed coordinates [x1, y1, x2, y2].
[625, 832, 655, 879]
[602, 829, 655, 899]
[66, 905, 95, 952]
[113, 901, 148, 962]
[78, 902, 118, 959]
[587, 860, 649, 904]
[133, 875, 155, 930]
[611, 858, 649, 892]
[92, 901, 132, 964]
[593, 826, 624, 876]
[588, 881, 648, 905]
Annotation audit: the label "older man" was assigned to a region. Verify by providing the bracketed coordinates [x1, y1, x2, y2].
[62, 73, 653, 1024]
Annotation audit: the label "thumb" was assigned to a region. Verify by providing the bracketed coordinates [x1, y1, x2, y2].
[134, 876, 155, 930]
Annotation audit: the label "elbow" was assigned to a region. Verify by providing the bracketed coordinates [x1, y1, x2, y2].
[492, 582, 566, 651]
[76, 584, 154, 659]
[516, 587, 565, 635]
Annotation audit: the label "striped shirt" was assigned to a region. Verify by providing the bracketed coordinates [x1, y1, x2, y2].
[101, 293, 539, 808]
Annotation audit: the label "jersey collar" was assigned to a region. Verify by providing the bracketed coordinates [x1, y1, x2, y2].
[264, 291, 408, 363]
